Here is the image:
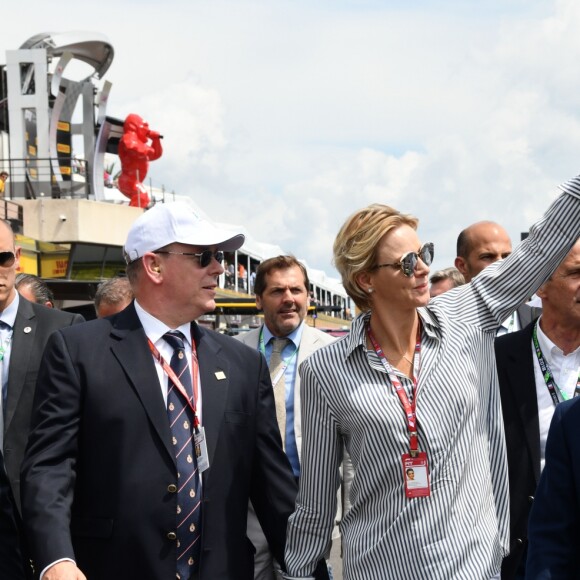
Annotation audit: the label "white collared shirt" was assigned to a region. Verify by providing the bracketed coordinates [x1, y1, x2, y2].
[533, 317, 580, 471]
[134, 300, 202, 423]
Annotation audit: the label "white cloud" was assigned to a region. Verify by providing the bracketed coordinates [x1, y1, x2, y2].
[3, 0, 580, 279]
[118, 80, 228, 178]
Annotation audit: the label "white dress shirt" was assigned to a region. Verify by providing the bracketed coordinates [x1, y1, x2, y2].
[533, 317, 580, 472]
[134, 300, 202, 421]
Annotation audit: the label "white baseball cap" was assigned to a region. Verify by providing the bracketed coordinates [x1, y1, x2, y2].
[124, 202, 245, 264]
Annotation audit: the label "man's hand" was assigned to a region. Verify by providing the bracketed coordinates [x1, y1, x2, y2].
[43, 561, 87, 580]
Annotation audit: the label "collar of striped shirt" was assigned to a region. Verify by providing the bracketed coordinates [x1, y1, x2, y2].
[345, 308, 441, 359]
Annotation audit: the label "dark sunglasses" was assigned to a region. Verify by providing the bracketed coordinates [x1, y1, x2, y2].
[153, 249, 224, 268]
[0, 251, 16, 267]
[373, 242, 434, 277]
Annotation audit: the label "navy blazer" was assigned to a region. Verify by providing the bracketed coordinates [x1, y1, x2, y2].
[21, 303, 302, 580]
[526, 398, 580, 578]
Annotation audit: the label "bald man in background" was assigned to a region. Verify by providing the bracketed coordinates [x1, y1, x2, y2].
[455, 221, 512, 283]
[455, 221, 540, 333]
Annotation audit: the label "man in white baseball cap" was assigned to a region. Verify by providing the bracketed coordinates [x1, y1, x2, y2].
[123, 201, 245, 264]
[22, 202, 325, 580]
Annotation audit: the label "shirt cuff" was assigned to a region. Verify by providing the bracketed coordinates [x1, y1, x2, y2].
[559, 176, 580, 199]
[40, 558, 76, 580]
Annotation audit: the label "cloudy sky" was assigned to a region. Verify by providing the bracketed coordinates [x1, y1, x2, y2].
[3, 0, 580, 278]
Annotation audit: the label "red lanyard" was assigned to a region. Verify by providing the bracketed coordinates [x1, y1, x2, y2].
[367, 321, 422, 456]
[148, 337, 200, 430]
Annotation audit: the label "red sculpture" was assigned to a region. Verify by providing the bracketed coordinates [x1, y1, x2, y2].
[118, 114, 163, 207]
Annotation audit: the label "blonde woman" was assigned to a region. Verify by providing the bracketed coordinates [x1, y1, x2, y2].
[284, 176, 580, 579]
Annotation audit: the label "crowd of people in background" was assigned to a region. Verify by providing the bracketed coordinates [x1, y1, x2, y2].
[0, 173, 579, 580]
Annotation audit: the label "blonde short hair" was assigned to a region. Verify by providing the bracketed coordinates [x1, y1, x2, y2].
[333, 204, 419, 311]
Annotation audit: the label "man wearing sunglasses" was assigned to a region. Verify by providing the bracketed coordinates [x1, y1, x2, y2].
[21, 203, 328, 580]
[0, 221, 84, 515]
[0, 220, 84, 578]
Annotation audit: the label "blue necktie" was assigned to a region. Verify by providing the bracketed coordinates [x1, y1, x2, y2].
[163, 331, 202, 579]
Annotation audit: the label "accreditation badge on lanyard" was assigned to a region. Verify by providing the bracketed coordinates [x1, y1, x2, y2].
[367, 321, 430, 498]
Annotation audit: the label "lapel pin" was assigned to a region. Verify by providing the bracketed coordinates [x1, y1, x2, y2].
[214, 371, 226, 380]
[24, 326, 32, 334]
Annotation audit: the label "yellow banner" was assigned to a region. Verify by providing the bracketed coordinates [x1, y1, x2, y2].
[15, 234, 37, 252]
[16, 252, 38, 275]
[40, 255, 69, 278]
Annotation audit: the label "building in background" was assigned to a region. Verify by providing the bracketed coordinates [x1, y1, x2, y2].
[0, 32, 350, 329]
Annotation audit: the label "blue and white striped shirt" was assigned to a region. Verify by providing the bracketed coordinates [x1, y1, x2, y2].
[285, 177, 580, 579]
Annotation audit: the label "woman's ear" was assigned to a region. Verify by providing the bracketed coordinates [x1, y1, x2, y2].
[356, 270, 373, 295]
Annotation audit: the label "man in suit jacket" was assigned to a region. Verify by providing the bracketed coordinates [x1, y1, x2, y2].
[455, 220, 541, 333]
[495, 238, 580, 578]
[21, 203, 328, 580]
[526, 397, 580, 577]
[238, 256, 347, 579]
[0, 220, 84, 514]
[0, 444, 26, 578]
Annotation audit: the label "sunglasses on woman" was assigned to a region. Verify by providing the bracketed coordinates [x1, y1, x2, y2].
[373, 242, 434, 277]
